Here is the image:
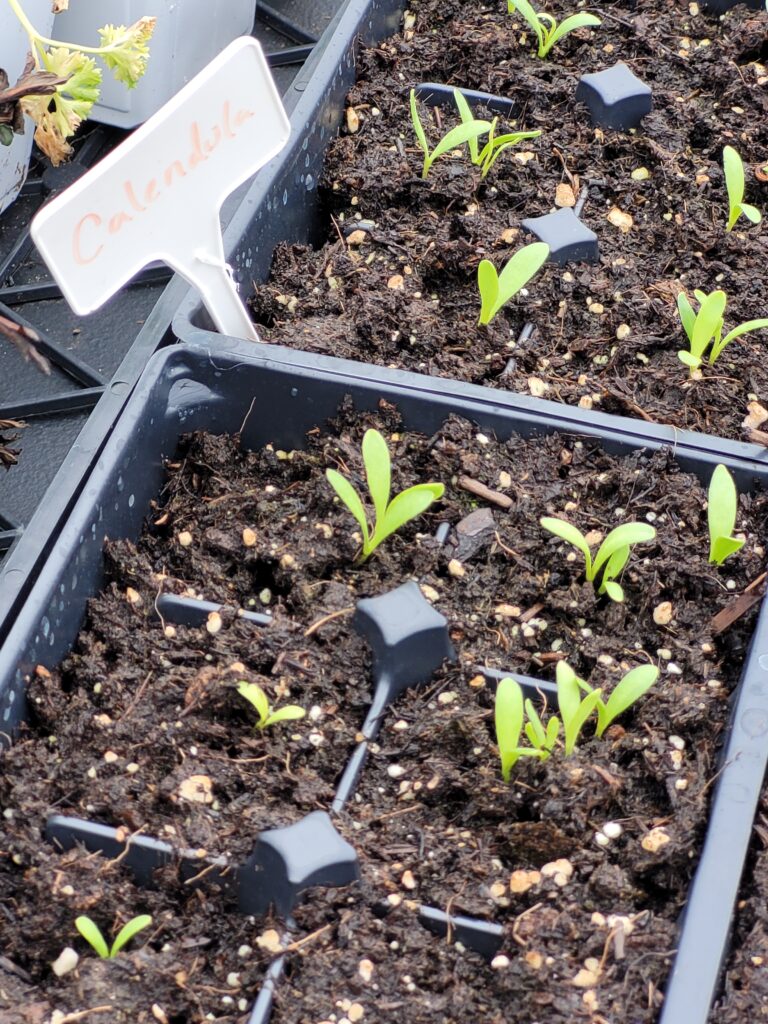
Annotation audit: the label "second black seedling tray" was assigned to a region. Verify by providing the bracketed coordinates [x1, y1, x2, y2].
[1, 342, 768, 1021]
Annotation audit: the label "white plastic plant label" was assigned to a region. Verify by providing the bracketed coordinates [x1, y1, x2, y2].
[31, 37, 290, 341]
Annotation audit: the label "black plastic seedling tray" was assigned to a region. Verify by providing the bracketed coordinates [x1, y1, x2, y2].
[2, 340, 768, 1023]
[172, 0, 768, 469]
[0, 0, 348, 644]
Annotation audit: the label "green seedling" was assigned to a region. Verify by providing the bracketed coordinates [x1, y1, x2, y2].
[326, 429, 444, 562]
[676, 289, 768, 373]
[495, 677, 549, 781]
[523, 695, 560, 754]
[556, 661, 603, 755]
[478, 241, 549, 325]
[508, 0, 601, 58]
[561, 661, 659, 738]
[75, 914, 152, 959]
[409, 88, 492, 179]
[708, 464, 745, 566]
[237, 681, 306, 730]
[540, 517, 656, 602]
[453, 89, 541, 178]
[723, 145, 762, 232]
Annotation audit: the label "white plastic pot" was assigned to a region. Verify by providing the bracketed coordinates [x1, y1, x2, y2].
[53, 0, 258, 129]
[0, 0, 57, 213]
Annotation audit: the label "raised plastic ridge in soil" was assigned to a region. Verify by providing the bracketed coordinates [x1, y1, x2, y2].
[248, 0, 768, 443]
[2, 404, 767, 1020]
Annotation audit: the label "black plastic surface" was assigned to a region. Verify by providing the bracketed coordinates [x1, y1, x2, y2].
[575, 62, 652, 131]
[0, 0, 348, 645]
[2, 341, 768, 1022]
[520, 206, 600, 265]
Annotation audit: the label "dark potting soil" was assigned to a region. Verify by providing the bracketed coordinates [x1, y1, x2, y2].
[709, 792, 768, 1021]
[250, 0, 768, 442]
[1, 406, 767, 1019]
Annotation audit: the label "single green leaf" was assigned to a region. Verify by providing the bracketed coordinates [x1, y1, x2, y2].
[723, 145, 745, 221]
[544, 12, 601, 55]
[597, 666, 658, 737]
[693, 289, 708, 305]
[496, 677, 524, 782]
[0, 125, 14, 147]
[708, 464, 738, 551]
[490, 242, 549, 320]
[600, 544, 630, 585]
[710, 535, 745, 566]
[545, 715, 560, 748]
[480, 130, 541, 176]
[507, 0, 545, 51]
[409, 88, 428, 156]
[326, 468, 370, 549]
[478, 259, 499, 326]
[110, 914, 153, 957]
[714, 318, 768, 363]
[265, 705, 307, 726]
[740, 203, 762, 225]
[540, 517, 592, 576]
[362, 429, 391, 530]
[691, 291, 727, 360]
[601, 579, 624, 602]
[556, 661, 582, 736]
[452, 88, 481, 163]
[75, 917, 110, 959]
[238, 681, 270, 725]
[372, 483, 444, 550]
[428, 119, 493, 167]
[678, 349, 702, 369]
[592, 523, 656, 578]
[677, 292, 696, 343]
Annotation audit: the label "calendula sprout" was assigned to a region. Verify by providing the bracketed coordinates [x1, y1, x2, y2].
[556, 662, 603, 755]
[409, 88, 492, 179]
[563, 661, 659, 738]
[540, 518, 655, 602]
[237, 681, 305, 730]
[708, 464, 745, 566]
[75, 914, 152, 959]
[676, 289, 768, 374]
[452, 89, 541, 178]
[495, 677, 549, 782]
[508, 0, 601, 58]
[478, 242, 549, 325]
[723, 145, 762, 232]
[326, 428, 444, 562]
[6, 0, 155, 164]
[523, 695, 560, 753]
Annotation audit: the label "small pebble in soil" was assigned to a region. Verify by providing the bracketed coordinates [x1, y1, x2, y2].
[666, 663, 683, 675]
[125, 586, 142, 605]
[387, 765, 405, 778]
[491, 954, 511, 970]
[676, 778, 689, 791]
[358, 959, 374, 983]
[178, 531, 193, 547]
[259, 588, 272, 605]
[206, 611, 222, 634]
[256, 929, 282, 953]
[237, 945, 253, 958]
[151, 1006, 169, 1024]
[52, 948, 79, 977]
[602, 821, 623, 839]
[393, 719, 409, 730]
[669, 736, 686, 750]
[387, 893, 402, 907]
[510, 869, 541, 893]
[401, 870, 417, 890]
[653, 601, 674, 625]
[707, 679, 723, 689]
[448, 558, 465, 577]
[103, 750, 118, 763]
[226, 973, 241, 988]
[641, 827, 671, 853]
[163, 625, 176, 638]
[594, 832, 610, 847]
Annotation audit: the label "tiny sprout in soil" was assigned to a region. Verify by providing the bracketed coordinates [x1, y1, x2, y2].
[708, 464, 745, 566]
[723, 145, 762, 233]
[75, 914, 152, 959]
[477, 241, 549, 325]
[507, 0, 601, 59]
[676, 289, 768, 374]
[326, 428, 444, 562]
[540, 517, 656, 602]
[237, 681, 306, 730]
[563, 661, 659, 738]
[453, 88, 541, 178]
[409, 88, 491, 180]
